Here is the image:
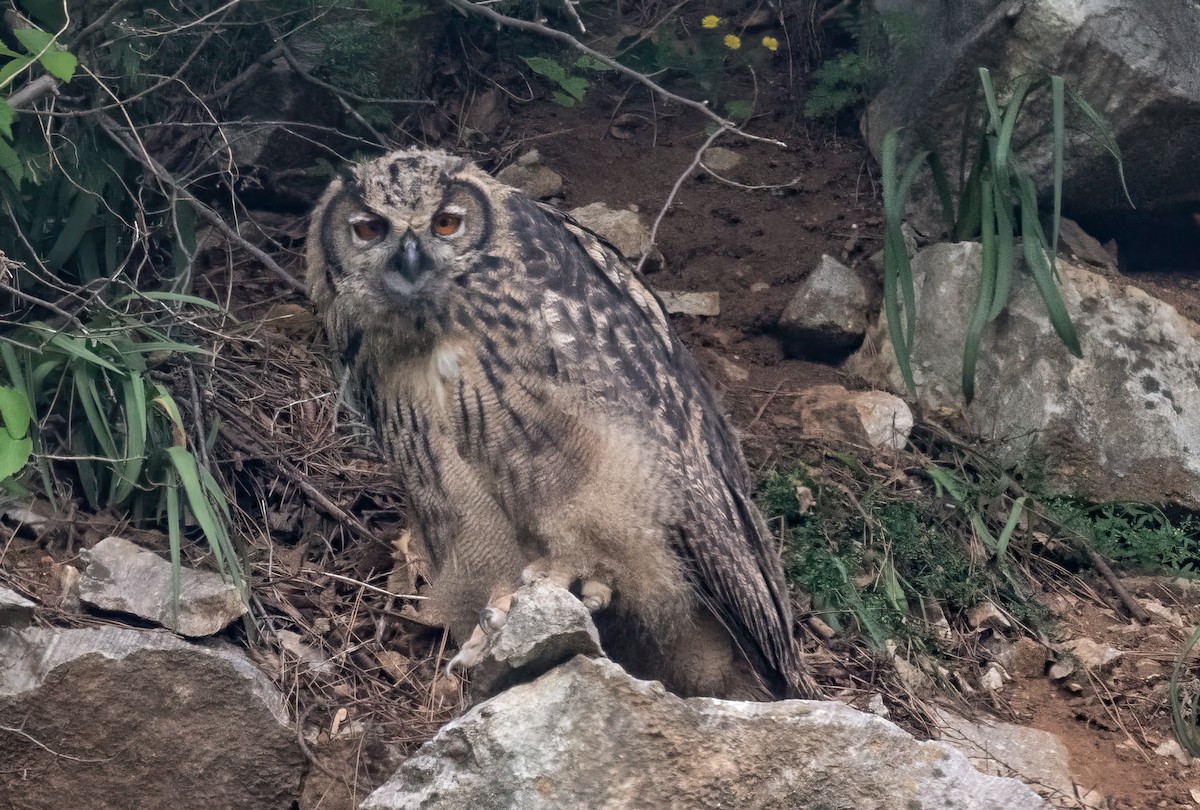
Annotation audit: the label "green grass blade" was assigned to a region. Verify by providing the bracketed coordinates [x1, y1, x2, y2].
[1067, 87, 1134, 208]
[993, 76, 1034, 182]
[45, 192, 99, 271]
[1017, 175, 1082, 357]
[994, 496, 1027, 563]
[114, 291, 224, 311]
[989, 187, 1015, 322]
[924, 465, 968, 504]
[35, 329, 122, 373]
[165, 445, 243, 592]
[1051, 76, 1065, 272]
[110, 373, 146, 504]
[881, 129, 918, 394]
[963, 177, 998, 402]
[73, 365, 119, 460]
[978, 68, 1003, 134]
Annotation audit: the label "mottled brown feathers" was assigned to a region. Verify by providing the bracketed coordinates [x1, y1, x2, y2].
[306, 147, 810, 699]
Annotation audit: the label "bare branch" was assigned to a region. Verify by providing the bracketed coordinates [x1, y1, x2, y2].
[98, 115, 306, 292]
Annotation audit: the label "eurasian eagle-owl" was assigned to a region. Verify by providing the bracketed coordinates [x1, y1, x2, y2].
[306, 147, 809, 699]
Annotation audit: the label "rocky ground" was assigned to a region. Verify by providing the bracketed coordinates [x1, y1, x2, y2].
[3, 41, 1200, 810]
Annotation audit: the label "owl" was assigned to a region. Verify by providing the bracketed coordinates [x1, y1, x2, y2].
[306, 147, 813, 700]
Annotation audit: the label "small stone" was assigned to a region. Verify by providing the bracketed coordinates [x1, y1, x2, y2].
[968, 601, 1012, 631]
[77, 536, 246, 637]
[276, 629, 334, 675]
[778, 255, 870, 359]
[656, 290, 720, 317]
[867, 693, 890, 718]
[568, 202, 651, 261]
[516, 149, 540, 167]
[0, 585, 35, 629]
[1140, 597, 1184, 627]
[933, 708, 1075, 801]
[703, 147, 743, 174]
[797, 385, 914, 451]
[1154, 738, 1192, 765]
[750, 282, 770, 293]
[995, 637, 1050, 679]
[980, 664, 1005, 692]
[1059, 638, 1123, 672]
[468, 580, 604, 701]
[1049, 660, 1076, 680]
[495, 164, 563, 200]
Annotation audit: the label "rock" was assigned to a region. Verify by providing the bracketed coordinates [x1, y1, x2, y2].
[1154, 738, 1192, 766]
[1058, 217, 1117, 274]
[1059, 638, 1123, 672]
[967, 601, 1012, 631]
[568, 202, 651, 262]
[655, 290, 721, 317]
[797, 384, 914, 451]
[702, 147, 743, 174]
[980, 664, 1006, 692]
[1139, 597, 1184, 627]
[495, 163, 563, 199]
[934, 709, 1076, 803]
[1048, 660, 1076, 680]
[995, 637, 1050, 679]
[363, 656, 1048, 809]
[468, 580, 604, 701]
[0, 585, 35, 628]
[0, 626, 304, 807]
[778, 254, 870, 359]
[865, 0, 1200, 227]
[847, 241, 1200, 508]
[77, 536, 247, 637]
[867, 692, 890, 717]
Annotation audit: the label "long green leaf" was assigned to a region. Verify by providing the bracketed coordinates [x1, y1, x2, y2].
[992, 75, 1034, 182]
[963, 177, 997, 402]
[166, 468, 182, 628]
[45, 191, 99, 270]
[165, 446, 243, 592]
[1017, 175, 1082, 356]
[1051, 76, 1065, 274]
[1067, 87, 1134, 207]
[978, 68, 1003, 134]
[994, 496, 1027, 562]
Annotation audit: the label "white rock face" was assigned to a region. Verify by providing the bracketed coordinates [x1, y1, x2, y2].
[362, 655, 1048, 810]
[78, 535, 247, 637]
[849, 241, 1200, 507]
[865, 0, 1200, 224]
[0, 626, 303, 807]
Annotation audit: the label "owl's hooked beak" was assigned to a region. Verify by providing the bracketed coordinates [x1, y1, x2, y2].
[388, 229, 432, 287]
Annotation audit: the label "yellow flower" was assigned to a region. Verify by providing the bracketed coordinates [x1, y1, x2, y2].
[701, 14, 720, 28]
[762, 35, 779, 52]
[723, 34, 741, 50]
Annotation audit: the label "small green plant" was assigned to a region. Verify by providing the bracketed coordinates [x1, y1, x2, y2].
[881, 68, 1130, 401]
[1, 312, 245, 601]
[0, 384, 33, 484]
[759, 461, 1030, 652]
[523, 53, 612, 107]
[1042, 499, 1200, 573]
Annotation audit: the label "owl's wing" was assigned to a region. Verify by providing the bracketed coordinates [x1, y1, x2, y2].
[516, 196, 800, 696]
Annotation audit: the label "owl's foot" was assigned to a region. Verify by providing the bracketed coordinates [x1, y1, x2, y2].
[520, 561, 613, 613]
[446, 594, 511, 675]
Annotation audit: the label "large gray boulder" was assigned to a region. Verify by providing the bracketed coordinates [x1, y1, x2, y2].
[866, 0, 1200, 224]
[362, 655, 1047, 809]
[0, 626, 304, 808]
[847, 241, 1200, 507]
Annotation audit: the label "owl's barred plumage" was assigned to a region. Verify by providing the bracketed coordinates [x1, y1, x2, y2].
[306, 147, 811, 699]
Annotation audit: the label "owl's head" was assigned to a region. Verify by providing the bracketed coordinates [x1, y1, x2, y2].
[306, 148, 503, 337]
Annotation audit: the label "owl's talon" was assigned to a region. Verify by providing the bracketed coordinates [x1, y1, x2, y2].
[581, 581, 612, 612]
[447, 623, 492, 675]
[480, 606, 508, 634]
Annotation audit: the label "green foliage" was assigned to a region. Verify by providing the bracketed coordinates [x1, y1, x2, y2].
[759, 462, 1028, 652]
[804, 5, 920, 120]
[522, 54, 610, 107]
[0, 384, 33, 483]
[881, 68, 1129, 400]
[1041, 499, 1200, 574]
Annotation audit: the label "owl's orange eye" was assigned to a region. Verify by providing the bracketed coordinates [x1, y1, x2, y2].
[432, 212, 463, 236]
[350, 216, 387, 243]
